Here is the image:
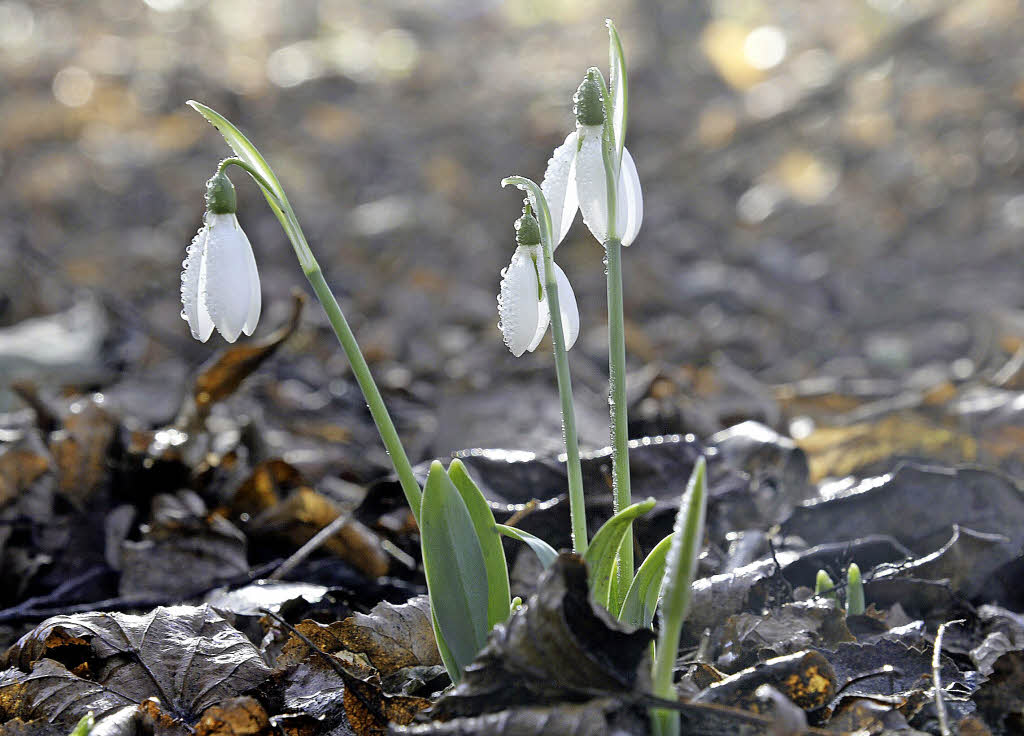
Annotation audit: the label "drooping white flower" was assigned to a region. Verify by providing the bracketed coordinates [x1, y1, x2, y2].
[497, 209, 579, 357]
[180, 171, 261, 343]
[541, 68, 643, 248]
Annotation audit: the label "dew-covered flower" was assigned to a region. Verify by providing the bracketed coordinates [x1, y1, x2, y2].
[498, 208, 579, 357]
[541, 68, 643, 247]
[180, 171, 261, 343]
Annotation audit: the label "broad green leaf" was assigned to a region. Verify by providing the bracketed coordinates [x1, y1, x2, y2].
[420, 461, 489, 682]
[651, 458, 707, 736]
[429, 608, 461, 683]
[497, 524, 558, 570]
[606, 19, 628, 166]
[448, 458, 511, 628]
[618, 532, 673, 626]
[583, 498, 656, 610]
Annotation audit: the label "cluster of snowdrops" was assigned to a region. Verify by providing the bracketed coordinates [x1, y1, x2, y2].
[178, 21, 704, 736]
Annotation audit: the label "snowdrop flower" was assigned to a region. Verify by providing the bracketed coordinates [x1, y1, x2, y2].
[498, 206, 580, 357]
[542, 68, 643, 248]
[180, 170, 261, 343]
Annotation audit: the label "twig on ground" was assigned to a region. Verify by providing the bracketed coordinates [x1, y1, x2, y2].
[933, 618, 966, 736]
[268, 509, 353, 581]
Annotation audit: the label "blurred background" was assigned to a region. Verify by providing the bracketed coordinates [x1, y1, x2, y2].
[2, 0, 1024, 478]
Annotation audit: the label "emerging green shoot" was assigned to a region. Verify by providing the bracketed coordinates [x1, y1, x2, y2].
[650, 458, 707, 736]
[420, 461, 490, 682]
[846, 562, 865, 616]
[815, 569, 836, 600]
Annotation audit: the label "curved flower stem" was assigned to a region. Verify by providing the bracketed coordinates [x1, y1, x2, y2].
[218, 158, 280, 205]
[189, 102, 422, 519]
[220, 171, 423, 519]
[502, 176, 588, 553]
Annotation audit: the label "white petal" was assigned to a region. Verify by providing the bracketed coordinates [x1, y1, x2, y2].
[205, 213, 258, 343]
[574, 124, 610, 244]
[526, 294, 551, 353]
[552, 262, 579, 350]
[242, 228, 261, 336]
[615, 147, 643, 246]
[541, 131, 579, 248]
[180, 223, 214, 342]
[498, 246, 541, 357]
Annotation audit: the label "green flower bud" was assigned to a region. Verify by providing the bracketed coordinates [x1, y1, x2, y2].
[574, 68, 605, 127]
[515, 209, 542, 247]
[205, 170, 237, 215]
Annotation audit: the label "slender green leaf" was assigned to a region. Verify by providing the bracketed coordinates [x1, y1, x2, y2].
[606, 19, 628, 166]
[420, 461, 490, 682]
[497, 524, 558, 570]
[583, 498, 656, 610]
[651, 458, 707, 736]
[448, 458, 511, 628]
[619, 532, 673, 626]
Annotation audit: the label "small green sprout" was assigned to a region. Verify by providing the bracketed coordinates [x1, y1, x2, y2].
[69, 712, 94, 736]
[846, 562, 865, 616]
[815, 569, 836, 600]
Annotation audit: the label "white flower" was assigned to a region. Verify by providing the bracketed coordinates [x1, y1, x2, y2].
[497, 225, 580, 358]
[180, 211, 261, 343]
[541, 71, 643, 248]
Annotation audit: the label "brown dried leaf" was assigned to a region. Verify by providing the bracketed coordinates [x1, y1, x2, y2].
[251, 488, 388, 578]
[695, 650, 837, 713]
[335, 595, 441, 674]
[0, 432, 51, 508]
[49, 396, 117, 507]
[0, 605, 271, 730]
[176, 292, 305, 427]
[229, 460, 306, 518]
[796, 414, 977, 482]
[342, 675, 430, 734]
[195, 696, 272, 736]
[275, 641, 430, 735]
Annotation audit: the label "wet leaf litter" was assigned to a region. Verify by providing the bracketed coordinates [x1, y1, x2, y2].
[2, 325, 1023, 733]
[3, 2, 1024, 734]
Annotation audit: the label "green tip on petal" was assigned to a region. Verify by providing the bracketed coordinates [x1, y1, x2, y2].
[205, 170, 237, 215]
[574, 68, 605, 126]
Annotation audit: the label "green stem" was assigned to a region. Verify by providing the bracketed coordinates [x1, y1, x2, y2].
[536, 221, 587, 554]
[223, 161, 423, 520]
[605, 236, 632, 597]
[305, 266, 423, 520]
[501, 176, 587, 553]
